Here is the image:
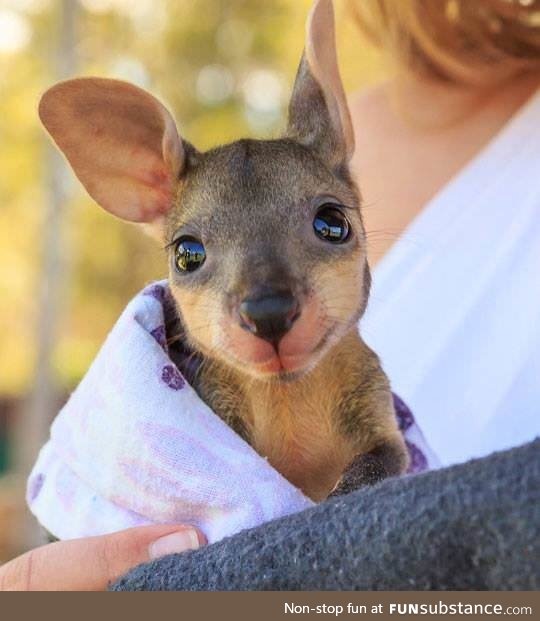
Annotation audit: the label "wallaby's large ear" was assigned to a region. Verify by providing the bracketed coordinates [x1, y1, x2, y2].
[287, 0, 354, 169]
[39, 78, 187, 224]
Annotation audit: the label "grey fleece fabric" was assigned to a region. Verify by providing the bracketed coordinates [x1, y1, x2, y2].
[112, 439, 539, 591]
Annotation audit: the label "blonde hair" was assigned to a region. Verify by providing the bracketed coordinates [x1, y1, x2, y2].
[347, 0, 540, 86]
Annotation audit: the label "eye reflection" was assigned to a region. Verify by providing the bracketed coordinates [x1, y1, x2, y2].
[313, 205, 350, 243]
[174, 237, 206, 272]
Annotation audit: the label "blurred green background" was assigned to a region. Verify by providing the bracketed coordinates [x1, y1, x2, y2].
[0, 0, 384, 559]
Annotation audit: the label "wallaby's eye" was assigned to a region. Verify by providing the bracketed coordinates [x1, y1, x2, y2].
[313, 205, 350, 243]
[174, 237, 206, 272]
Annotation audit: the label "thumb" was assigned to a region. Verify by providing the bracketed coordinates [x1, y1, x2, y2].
[0, 524, 205, 591]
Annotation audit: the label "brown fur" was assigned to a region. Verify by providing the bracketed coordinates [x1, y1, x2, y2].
[189, 329, 405, 501]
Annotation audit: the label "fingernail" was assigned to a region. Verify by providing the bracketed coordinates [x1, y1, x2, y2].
[149, 529, 200, 559]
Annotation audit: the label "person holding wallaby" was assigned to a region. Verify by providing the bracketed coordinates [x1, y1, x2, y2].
[2, 0, 538, 591]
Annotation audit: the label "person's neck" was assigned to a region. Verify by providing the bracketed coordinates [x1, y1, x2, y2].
[387, 71, 539, 132]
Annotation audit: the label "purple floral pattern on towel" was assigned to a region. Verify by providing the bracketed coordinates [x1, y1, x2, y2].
[405, 439, 428, 474]
[393, 393, 414, 431]
[143, 283, 166, 302]
[392, 392, 429, 474]
[27, 472, 45, 503]
[161, 364, 185, 390]
[150, 325, 167, 350]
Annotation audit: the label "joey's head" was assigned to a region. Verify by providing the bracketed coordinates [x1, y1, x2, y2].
[39, 0, 368, 380]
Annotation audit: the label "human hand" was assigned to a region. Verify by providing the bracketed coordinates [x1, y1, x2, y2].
[0, 524, 205, 591]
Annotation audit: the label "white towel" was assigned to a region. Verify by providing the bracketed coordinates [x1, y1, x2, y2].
[27, 281, 434, 544]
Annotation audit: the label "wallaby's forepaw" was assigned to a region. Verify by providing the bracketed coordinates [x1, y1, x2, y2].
[328, 438, 409, 498]
[330, 453, 388, 496]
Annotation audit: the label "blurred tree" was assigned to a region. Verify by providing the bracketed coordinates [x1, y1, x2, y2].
[12, 0, 79, 549]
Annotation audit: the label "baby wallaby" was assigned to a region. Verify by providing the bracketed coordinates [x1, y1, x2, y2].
[39, 0, 408, 501]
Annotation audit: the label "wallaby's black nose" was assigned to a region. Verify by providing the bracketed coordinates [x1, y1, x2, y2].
[239, 292, 299, 345]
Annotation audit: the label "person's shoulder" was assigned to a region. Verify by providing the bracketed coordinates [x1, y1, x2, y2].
[348, 81, 391, 122]
[347, 81, 397, 142]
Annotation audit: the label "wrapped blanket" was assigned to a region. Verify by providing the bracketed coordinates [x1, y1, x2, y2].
[27, 281, 436, 544]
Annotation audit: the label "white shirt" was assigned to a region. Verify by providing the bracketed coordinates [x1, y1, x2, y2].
[362, 88, 540, 467]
